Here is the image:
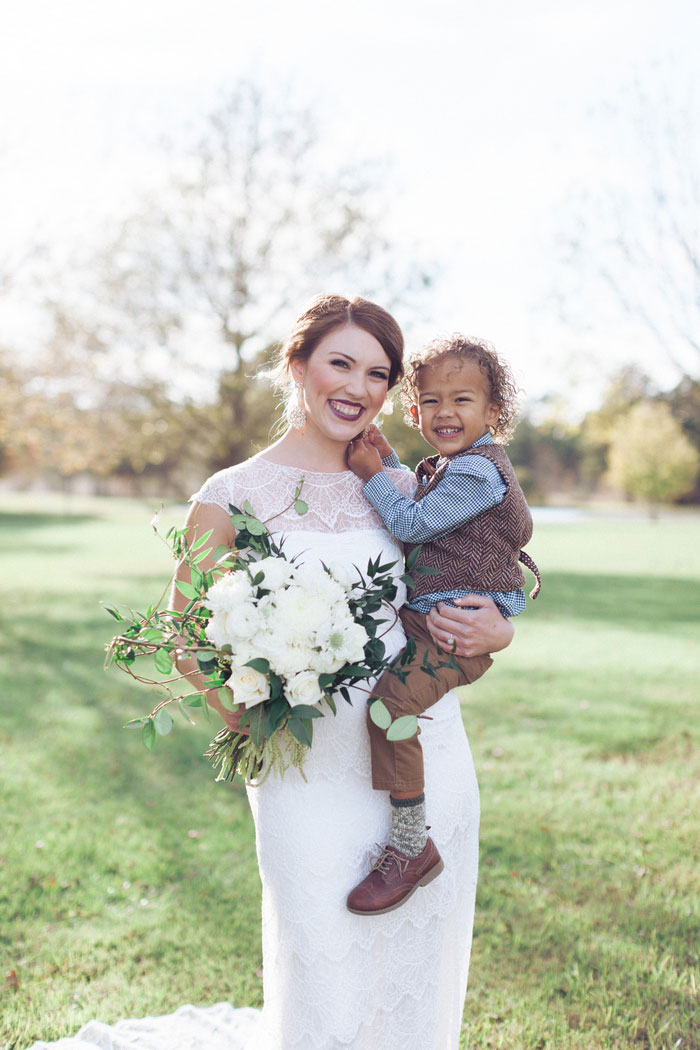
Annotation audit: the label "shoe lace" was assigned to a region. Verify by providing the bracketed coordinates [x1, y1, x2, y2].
[369, 845, 409, 877]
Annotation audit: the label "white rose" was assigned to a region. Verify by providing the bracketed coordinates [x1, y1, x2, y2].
[286, 671, 324, 708]
[226, 664, 270, 708]
[254, 556, 296, 591]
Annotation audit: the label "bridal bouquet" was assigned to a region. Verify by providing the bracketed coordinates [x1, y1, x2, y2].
[105, 493, 426, 783]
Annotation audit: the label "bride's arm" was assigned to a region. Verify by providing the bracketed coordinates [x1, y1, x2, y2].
[426, 593, 514, 658]
[170, 500, 248, 733]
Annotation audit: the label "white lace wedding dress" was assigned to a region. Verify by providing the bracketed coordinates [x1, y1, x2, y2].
[30, 456, 480, 1050]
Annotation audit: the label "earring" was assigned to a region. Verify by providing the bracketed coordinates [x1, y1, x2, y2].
[288, 381, 306, 430]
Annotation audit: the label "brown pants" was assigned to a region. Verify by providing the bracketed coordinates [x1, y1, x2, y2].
[368, 607, 493, 794]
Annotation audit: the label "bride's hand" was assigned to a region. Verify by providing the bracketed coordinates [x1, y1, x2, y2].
[426, 594, 514, 658]
[206, 690, 250, 735]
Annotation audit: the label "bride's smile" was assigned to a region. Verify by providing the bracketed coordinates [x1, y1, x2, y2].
[292, 324, 391, 446]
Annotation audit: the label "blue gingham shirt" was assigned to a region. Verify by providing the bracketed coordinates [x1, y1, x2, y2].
[364, 433, 526, 618]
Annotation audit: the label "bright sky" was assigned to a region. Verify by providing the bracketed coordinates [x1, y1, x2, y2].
[1, 0, 698, 413]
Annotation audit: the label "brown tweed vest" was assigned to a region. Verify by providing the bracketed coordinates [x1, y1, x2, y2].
[405, 443, 541, 602]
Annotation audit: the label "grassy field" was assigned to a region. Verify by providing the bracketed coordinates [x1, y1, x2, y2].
[0, 494, 698, 1050]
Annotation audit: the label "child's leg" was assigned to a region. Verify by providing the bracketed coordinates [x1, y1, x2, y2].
[347, 611, 492, 914]
[370, 609, 493, 850]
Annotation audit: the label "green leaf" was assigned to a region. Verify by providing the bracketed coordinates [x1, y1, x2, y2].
[102, 604, 124, 621]
[399, 574, 414, 588]
[318, 673, 336, 689]
[386, 715, 418, 741]
[217, 687, 237, 712]
[124, 717, 148, 729]
[140, 627, 164, 642]
[245, 517, 268, 536]
[247, 704, 267, 748]
[154, 649, 173, 675]
[294, 499, 308, 515]
[287, 717, 313, 748]
[325, 694, 337, 716]
[154, 709, 173, 736]
[191, 528, 213, 552]
[196, 650, 217, 671]
[287, 704, 323, 720]
[405, 545, 423, 571]
[264, 697, 288, 736]
[244, 657, 271, 674]
[183, 693, 206, 708]
[341, 664, 374, 677]
[414, 565, 442, 576]
[369, 699, 392, 730]
[175, 579, 200, 600]
[243, 500, 255, 516]
[142, 719, 157, 751]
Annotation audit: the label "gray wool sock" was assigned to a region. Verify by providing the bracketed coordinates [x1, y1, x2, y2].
[388, 794, 428, 857]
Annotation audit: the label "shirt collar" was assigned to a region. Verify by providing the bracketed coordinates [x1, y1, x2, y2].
[434, 432, 494, 470]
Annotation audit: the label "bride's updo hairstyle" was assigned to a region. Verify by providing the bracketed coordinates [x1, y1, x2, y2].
[272, 295, 405, 414]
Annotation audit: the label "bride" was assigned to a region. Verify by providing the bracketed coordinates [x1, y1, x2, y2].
[29, 295, 513, 1050]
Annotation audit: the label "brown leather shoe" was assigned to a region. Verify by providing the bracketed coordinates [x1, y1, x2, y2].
[346, 837, 444, 915]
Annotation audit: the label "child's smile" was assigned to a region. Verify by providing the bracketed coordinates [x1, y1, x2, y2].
[413, 358, 500, 456]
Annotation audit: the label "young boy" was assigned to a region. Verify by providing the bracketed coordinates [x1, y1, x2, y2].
[345, 334, 540, 915]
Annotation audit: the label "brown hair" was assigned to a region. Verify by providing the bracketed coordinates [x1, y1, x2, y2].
[399, 334, 521, 443]
[273, 294, 405, 389]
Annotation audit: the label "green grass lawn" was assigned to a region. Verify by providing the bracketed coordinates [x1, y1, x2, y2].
[1, 495, 698, 1050]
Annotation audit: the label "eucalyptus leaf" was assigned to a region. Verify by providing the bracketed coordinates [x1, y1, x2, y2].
[369, 699, 392, 730]
[294, 500, 308, 515]
[245, 517, 268, 536]
[154, 709, 174, 736]
[245, 657, 271, 674]
[183, 693, 206, 708]
[142, 719, 157, 751]
[154, 649, 173, 675]
[386, 715, 418, 741]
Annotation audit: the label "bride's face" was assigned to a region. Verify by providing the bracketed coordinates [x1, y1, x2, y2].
[292, 324, 391, 443]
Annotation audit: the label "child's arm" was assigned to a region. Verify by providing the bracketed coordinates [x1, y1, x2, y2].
[361, 458, 506, 544]
[365, 424, 394, 460]
[347, 435, 384, 483]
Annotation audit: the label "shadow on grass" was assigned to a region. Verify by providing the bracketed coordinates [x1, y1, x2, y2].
[0, 510, 100, 532]
[528, 572, 700, 627]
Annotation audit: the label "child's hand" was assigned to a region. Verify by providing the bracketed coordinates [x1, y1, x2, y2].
[365, 424, 394, 460]
[347, 436, 384, 482]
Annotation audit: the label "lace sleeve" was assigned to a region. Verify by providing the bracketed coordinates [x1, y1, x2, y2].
[386, 466, 417, 499]
[189, 467, 238, 512]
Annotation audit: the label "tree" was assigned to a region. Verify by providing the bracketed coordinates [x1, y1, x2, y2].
[558, 71, 700, 379]
[35, 81, 430, 479]
[606, 401, 699, 514]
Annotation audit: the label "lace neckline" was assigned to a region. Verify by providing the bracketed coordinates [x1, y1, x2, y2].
[254, 453, 354, 478]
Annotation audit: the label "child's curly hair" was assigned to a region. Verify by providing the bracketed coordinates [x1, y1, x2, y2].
[398, 334, 521, 444]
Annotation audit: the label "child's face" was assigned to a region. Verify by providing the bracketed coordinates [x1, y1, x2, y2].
[411, 357, 499, 456]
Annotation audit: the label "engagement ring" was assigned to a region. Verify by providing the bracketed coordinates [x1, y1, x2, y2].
[446, 635, 455, 647]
